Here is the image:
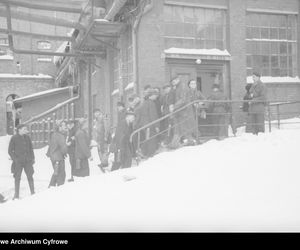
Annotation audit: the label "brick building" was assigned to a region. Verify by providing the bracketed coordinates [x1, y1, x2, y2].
[2, 0, 300, 137]
[66, 0, 300, 129]
[0, 0, 83, 135]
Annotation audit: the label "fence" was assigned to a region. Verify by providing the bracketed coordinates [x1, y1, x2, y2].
[129, 99, 300, 156]
[24, 96, 79, 148]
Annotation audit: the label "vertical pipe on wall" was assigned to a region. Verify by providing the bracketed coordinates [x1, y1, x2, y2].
[88, 59, 93, 138]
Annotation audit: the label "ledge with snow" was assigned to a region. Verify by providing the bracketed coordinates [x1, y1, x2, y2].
[247, 76, 300, 84]
[0, 73, 53, 79]
[164, 47, 231, 61]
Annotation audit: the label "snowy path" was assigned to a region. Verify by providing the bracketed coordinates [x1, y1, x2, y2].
[0, 118, 300, 232]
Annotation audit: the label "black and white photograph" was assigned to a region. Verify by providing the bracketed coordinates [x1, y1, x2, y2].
[0, 0, 300, 239]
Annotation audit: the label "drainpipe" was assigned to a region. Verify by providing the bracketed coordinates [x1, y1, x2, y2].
[132, 0, 153, 95]
[104, 0, 128, 21]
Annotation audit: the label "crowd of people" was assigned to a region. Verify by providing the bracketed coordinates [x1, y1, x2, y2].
[5, 73, 267, 200]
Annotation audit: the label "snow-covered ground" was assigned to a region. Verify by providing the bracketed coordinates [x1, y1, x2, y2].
[0, 119, 300, 232]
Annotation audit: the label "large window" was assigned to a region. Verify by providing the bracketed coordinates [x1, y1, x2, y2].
[163, 5, 227, 50]
[246, 13, 297, 77]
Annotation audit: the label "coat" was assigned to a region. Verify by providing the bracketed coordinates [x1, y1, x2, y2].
[112, 109, 126, 151]
[119, 120, 134, 168]
[67, 126, 76, 154]
[249, 80, 267, 114]
[8, 134, 35, 164]
[75, 128, 91, 160]
[46, 131, 68, 162]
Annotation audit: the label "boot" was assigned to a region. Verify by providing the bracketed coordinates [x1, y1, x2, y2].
[13, 178, 20, 200]
[28, 179, 35, 195]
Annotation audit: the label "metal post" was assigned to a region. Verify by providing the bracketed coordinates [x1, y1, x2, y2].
[195, 104, 199, 142]
[88, 59, 93, 138]
[267, 103, 272, 133]
[276, 104, 280, 129]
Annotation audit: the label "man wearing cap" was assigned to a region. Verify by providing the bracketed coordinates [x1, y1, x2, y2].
[8, 124, 35, 199]
[249, 72, 267, 135]
[118, 111, 136, 169]
[47, 121, 68, 187]
[110, 101, 126, 171]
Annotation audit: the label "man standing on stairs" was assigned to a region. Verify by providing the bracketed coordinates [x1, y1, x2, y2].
[93, 109, 109, 172]
[8, 124, 35, 200]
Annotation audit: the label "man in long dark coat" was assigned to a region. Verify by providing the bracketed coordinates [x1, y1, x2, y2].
[75, 118, 91, 177]
[119, 111, 136, 169]
[66, 120, 77, 182]
[47, 121, 68, 187]
[8, 124, 35, 199]
[207, 84, 230, 140]
[111, 101, 126, 171]
[248, 72, 267, 135]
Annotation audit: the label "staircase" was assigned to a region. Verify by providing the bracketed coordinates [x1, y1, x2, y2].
[23, 95, 79, 148]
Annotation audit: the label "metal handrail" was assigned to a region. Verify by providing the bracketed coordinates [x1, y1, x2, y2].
[23, 95, 80, 125]
[129, 99, 300, 144]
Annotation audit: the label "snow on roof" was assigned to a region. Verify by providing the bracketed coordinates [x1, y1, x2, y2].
[164, 47, 231, 56]
[111, 89, 119, 96]
[247, 76, 300, 84]
[125, 82, 135, 91]
[0, 73, 52, 79]
[0, 55, 13, 60]
[13, 87, 71, 103]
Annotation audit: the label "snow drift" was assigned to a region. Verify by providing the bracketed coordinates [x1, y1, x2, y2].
[0, 120, 300, 232]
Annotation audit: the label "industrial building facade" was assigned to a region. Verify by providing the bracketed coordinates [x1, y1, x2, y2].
[1, 0, 300, 136]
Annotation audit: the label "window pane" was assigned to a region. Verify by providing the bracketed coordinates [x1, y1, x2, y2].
[246, 27, 252, 39]
[271, 56, 279, 68]
[206, 24, 215, 39]
[271, 42, 278, 54]
[279, 42, 287, 54]
[252, 27, 260, 39]
[195, 39, 205, 49]
[261, 28, 269, 39]
[280, 69, 288, 76]
[280, 55, 287, 68]
[216, 25, 224, 40]
[174, 6, 184, 22]
[252, 41, 261, 55]
[262, 55, 270, 68]
[253, 55, 262, 66]
[194, 8, 205, 24]
[279, 28, 287, 40]
[216, 40, 223, 50]
[261, 41, 270, 55]
[182, 38, 194, 48]
[247, 55, 252, 67]
[270, 28, 279, 39]
[196, 24, 205, 38]
[271, 68, 280, 76]
[164, 6, 173, 22]
[206, 40, 216, 49]
[184, 23, 195, 37]
[184, 7, 195, 23]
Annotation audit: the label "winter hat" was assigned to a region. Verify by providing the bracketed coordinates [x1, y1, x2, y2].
[16, 124, 27, 131]
[245, 83, 252, 91]
[253, 72, 261, 78]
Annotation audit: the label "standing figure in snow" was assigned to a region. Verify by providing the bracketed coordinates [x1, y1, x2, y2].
[242, 83, 253, 133]
[119, 111, 136, 169]
[183, 79, 206, 143]
[92, 109, 109, 170]
[207, 84, 230, 140]
[110, 101, 126, 171]
[75, 118, 91, 177]
[47, 121, 68, 187]
[8, 124, 35, 199]
[161, 84, 175, 145]
[66, 120, 77, 182]
[248, 72, 267, 135]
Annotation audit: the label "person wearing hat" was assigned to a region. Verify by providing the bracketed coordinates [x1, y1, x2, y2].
[115, 111, 136, 169]
[242, 83, 253, 133]
[207, 84, 230, 140]
[248, 72, 267, 135]
[74, 118, 91, 177]
[8, 124, 35, 199]
[66, 120, 77, 182]
[92, 109, 109, 170]
[110, 101, 126, 171]
[47, 120, 68, 187]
